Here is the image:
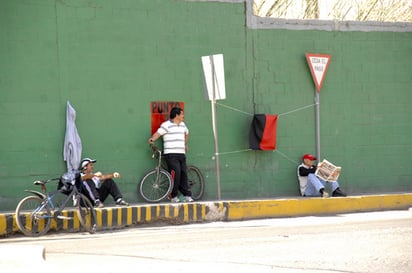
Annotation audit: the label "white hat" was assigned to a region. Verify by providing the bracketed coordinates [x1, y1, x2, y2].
[79, 158, 96, 170]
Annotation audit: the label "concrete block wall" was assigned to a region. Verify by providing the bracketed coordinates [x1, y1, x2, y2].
[0, 0, 411, 211]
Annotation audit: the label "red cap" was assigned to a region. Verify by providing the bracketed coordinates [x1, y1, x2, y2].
[302, 154, 316, 161]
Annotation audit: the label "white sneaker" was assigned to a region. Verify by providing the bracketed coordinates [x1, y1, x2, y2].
[322, 192, 329, 198]
[183, 196, 194, 202]
[94, 200, 104, 208]
[170, 197, 180, 203]
[116, 199, 129, 206]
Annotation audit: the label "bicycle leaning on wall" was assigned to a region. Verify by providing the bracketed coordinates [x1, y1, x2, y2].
[15, 172, 97, 236]
[138, 144, 205, 203]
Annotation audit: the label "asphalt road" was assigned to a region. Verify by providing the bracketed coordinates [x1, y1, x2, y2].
[1, 210, 411, 273]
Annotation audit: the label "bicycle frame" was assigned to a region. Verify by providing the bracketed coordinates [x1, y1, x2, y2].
[152, 145, 165, 182]
[151, 145, 175, 181]
[138, 144, 204, 203]
[16, 176, 97, 236]
[25, 180, 78, 220]
[26, 187, 72, 219]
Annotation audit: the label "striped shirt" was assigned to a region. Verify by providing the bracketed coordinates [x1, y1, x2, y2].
[157, 120, 189, 154]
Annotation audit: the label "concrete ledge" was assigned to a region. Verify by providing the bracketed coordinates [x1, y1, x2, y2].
[2, 193, 412, 237]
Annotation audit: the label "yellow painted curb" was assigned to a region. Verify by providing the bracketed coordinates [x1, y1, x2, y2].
[226, 194, 412, 220]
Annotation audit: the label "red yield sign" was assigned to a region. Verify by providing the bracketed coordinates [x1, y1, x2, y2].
[305, 53, 331, 92]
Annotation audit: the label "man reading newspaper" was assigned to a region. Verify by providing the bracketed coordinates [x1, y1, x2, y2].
[315, 159, 342, 182]
[297, 153, 346, 198]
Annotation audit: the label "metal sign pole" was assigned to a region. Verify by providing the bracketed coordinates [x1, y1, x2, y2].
[210, 99, 221, 200]
[306, 53, 331, 162]
[315, 87, 321, 161]
[210, 56, 221, 200]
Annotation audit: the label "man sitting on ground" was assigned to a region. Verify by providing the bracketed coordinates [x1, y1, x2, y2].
[297, 153, 346, 197]
[79, 158, 129, 208]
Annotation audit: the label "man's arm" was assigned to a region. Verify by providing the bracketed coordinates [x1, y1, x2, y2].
[98, 172, 120, 180]
[148, 132, 161, 144]
[298, 166, 316, 177]
[82, 171, 120, 181]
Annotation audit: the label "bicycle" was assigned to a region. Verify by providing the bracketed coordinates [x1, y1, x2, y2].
[15, 172, 97, 236]
[138, 144, 205, 203]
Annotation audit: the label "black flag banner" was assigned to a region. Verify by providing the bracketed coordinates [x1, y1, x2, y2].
[249, 114, 278, 151]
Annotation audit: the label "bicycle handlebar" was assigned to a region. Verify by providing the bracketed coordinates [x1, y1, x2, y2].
[150, 144, 162, 158]
[150, 144, 159, 152]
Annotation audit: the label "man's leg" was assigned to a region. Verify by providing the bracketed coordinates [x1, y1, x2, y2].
[329, 181, 340, 192]
[178, 156, 191, 198]
[165, 154, 181, 199]
[82, 180, 100, 201]
[330, 181, 346, 196]
[82, 180, 103, 207]
[304, 174, 327, 197]
[99, 179, 122, 202]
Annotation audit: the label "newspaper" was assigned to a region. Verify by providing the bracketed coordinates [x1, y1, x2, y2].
[315, 159, 341, 182]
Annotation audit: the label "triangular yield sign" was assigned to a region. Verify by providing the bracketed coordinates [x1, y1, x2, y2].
[305, 53, 332, 92]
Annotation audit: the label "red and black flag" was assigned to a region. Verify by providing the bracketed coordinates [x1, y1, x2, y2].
[249, 114, 278, 150]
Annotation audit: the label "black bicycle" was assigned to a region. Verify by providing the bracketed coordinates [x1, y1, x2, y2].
[15, 172, 97, 236]
[138, 144, 205, 203]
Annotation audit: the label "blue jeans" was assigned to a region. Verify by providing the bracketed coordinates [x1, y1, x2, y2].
[304, 173, 340, 197]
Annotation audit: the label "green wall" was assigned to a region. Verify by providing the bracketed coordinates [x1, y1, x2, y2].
[1, 0, 411, 211]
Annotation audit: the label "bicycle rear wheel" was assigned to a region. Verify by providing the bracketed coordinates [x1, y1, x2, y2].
[76, 193, 97, 234]
[187, 165, 205, 200]
[139, 169, 173, 203]
[15, 195, 51, 237]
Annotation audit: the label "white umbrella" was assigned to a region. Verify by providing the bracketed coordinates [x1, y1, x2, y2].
[63, 101, 82, 172]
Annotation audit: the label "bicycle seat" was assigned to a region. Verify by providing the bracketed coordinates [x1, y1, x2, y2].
[34, 180, 46, 186]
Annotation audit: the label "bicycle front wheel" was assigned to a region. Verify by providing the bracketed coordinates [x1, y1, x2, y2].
[15, 195, 51, 237]
[139, 169, 172, 203]
[76, 193, 97, 234]
[187, 165, 205, 200]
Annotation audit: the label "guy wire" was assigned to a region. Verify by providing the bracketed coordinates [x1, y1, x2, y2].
[214, 102, 315, 162]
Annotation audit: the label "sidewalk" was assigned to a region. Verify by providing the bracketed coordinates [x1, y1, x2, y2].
[2, 193, 412, 237]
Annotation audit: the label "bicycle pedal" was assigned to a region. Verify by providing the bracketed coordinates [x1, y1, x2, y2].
[57, 216, 74, 220]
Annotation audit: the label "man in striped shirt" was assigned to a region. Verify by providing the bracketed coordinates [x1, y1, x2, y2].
[148, 107, 193, 202]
